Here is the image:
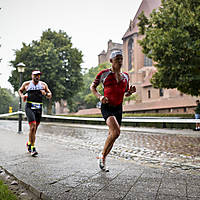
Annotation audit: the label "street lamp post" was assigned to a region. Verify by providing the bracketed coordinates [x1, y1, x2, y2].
[17, 62, 25, 134]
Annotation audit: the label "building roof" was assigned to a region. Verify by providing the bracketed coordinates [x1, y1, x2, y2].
[75, 108, 101, 115]
[141, 69, 156, 87]
[73, 97, 197, 115]
[122, 0, 161, 40]
[98, 50, 106, 56]
[123, 97, 197, 112]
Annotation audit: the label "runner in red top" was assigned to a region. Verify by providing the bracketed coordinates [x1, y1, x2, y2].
[93, 68, 129, 106]
[90, 50, 136, 171]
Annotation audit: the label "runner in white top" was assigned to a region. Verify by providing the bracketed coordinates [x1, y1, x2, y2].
[18, 70, 52, 156]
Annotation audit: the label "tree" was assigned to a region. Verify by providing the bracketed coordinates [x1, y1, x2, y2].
[0, 87, 18, 114]
[138, 0, 200, 96]
[8, 29, 83, 113]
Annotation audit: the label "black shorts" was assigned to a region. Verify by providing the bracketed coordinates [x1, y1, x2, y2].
[25, 103, 42, 124]
[101, 103, 122, 125]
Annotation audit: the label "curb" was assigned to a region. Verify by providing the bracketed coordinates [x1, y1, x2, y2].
[0, 166, 51, 200]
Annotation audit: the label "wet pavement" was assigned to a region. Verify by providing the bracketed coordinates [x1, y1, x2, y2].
[0, 120, 200, 199]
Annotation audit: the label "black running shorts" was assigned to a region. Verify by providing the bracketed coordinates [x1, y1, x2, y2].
[25, 103, 42, 124]
[101, 103, 122, 125]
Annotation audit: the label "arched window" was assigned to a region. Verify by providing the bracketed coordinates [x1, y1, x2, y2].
[159, 88, 164, 97]
[148, 90, 151, 99]
[144, 55, 152, 66]
[128, 38, 133, 71]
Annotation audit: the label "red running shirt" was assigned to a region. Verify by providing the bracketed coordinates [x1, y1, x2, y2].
[93, 69, 129, 106]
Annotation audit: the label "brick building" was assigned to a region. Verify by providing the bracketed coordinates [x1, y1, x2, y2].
[57, 0, 198, 115]
[99, 0, 198, 114]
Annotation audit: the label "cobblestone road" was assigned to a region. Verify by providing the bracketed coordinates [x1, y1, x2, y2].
[1, 120, 200, 171]
[37, 122, 200, 171]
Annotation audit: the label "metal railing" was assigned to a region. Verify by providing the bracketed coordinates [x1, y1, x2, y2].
[0, 112, 199, 129]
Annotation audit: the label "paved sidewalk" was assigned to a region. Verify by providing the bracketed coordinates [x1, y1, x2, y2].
[0, 120, 200, 199]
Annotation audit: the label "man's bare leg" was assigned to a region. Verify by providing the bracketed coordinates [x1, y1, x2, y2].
[28, 122, 38, 156]
[99, 116, 120, 171]
[98, 116, 120, 170]
[102, 116, 120, 158]
[29, 122, 37, 146]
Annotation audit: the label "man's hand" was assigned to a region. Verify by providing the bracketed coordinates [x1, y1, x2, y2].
[22, 95, 27, 102]
[100, 96, 109, 104]
[46, 93, 52, 99]
[40, 90, 52, 99]
[40, 89, 46, 96]
[125, 85, 136, 97]
[129, 85, 136, 94]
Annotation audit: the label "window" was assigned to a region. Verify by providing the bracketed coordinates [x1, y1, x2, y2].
[148, 90, 151, 99]
[128, 38, 133, 71]
[144, 55, 152, 66]
[159, 88, 164, 97]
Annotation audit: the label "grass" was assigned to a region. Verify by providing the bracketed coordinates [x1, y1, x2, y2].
[0, 180, 18, 200]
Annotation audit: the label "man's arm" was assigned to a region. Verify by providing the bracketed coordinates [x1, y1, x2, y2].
[90, 83, 108, 104]
[90, 83, 102, 99]
[43, 83, 52, 99]
[18, 81, 28, 102]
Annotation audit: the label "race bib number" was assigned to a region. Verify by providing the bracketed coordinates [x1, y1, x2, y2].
[31, 103, 41, 109]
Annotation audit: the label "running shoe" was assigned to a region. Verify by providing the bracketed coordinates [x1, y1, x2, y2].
[31, 147, 38, 157]
[97, 152, 109, 172]
[26, 142, 31, 153]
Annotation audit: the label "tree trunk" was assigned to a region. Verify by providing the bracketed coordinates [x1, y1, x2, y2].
[47, 99, 52, 115]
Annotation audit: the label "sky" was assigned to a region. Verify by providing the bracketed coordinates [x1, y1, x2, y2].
[0, 0, 142, 89]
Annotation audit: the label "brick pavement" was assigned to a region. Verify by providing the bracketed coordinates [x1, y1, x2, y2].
[36, 122, 200, 170]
